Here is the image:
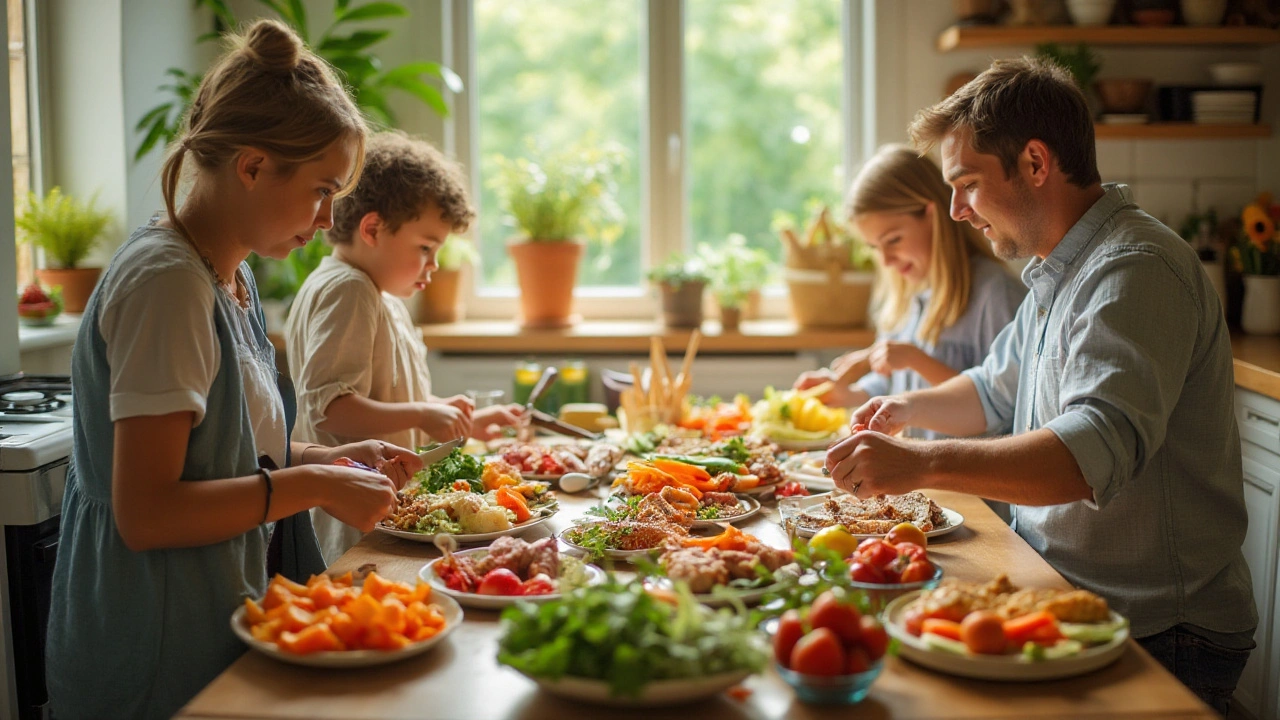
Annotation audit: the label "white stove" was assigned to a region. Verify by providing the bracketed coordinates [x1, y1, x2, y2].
[0, 374, 72, 720]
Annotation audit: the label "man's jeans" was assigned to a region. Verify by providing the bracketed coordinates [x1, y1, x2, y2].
[1136, 624, 1254, 717]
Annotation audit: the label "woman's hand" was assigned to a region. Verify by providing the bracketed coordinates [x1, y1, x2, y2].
[419, 402, 473, 441]
[472, 404, 523, 441]
[868, 341, 922, 376]
[313, 464, 400, 533]
[320, 440, 422, 490]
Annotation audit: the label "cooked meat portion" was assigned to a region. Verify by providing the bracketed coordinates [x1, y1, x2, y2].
[636, 493, 695, 528]
[913, 574, 1111, 623]
[525, 537, 560, 579]
[797, 491, 947, 534]
[658, 543, 796, 594]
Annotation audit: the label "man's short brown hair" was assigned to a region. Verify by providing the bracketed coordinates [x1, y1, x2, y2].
[329, 130, 475, 244]
[909, 56, 1100, 189]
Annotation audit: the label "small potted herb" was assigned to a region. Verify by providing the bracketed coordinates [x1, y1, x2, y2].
[648, 254, 710, 329]
[489, 142, 625, 328]
[416, 235, 480, 324]
[699, 234, 773, 332]
[16, 187, 114, 313]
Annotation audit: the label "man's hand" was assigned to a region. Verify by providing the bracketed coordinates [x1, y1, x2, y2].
[825, 429, 929, 497]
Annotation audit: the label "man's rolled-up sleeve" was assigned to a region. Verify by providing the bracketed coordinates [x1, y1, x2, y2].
[962, 299, 1030, 435]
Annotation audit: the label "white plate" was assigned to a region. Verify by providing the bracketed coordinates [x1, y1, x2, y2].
[231, 592, 462, 668]
[690, 495, 761, 530]
[764, 434, 841, 452]
[557, 525, 664, 562]
[516, 669, 753, 707]
[780, 451, 835, 491]
[419, 548, 606, 609]
[884, 591, 1129, 681]
[780, 493, 965, 540]
[376, 511, 557, 544]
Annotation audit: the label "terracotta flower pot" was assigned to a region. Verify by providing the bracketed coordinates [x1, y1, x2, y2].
[508, 240, 583, 329]
[415, 269, 463, 324]
[36, 267, 101, 313]
[659, 280, 706, 329]
[719, 306, 742, 333]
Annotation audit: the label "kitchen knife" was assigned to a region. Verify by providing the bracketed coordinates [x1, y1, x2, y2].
[417, 436, 465, 466]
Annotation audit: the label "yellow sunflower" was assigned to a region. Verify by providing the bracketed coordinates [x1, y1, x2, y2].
[1243, 204, 1275, 250]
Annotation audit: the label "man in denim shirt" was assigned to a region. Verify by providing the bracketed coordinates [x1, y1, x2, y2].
[826, 57, 1255, 715]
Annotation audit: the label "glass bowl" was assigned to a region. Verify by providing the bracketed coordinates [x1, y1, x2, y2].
[846, 564, 944, 615]
[775, 657, 884, 705]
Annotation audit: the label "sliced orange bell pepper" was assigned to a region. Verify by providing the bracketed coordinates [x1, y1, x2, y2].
[495, 486, 532, 523]
[921, 618, 963, 641]
[1002, 611, 1061, 645]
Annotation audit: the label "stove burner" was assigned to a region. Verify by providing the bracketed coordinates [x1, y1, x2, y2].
[1, 391, 44, 406]
[0, 375, 72, 416]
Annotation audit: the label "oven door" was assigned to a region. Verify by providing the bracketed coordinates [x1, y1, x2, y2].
[6, 514, 59, 720]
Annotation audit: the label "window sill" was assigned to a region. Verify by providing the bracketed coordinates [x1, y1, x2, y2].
[417, 319, 874, 355]
[17, 313, 81, 352]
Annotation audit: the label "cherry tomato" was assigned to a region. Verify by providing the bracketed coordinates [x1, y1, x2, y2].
[773, 609, 806, 668]
[790, 628, 847, 676]
[960, 611, 1008, 655]
[845, 645, 872, 674]
[519, 573, 557, 596]
[858, 616, 890, 661]
[848, 561, 886, 585]
[903, 607, 926, 637]
[476, 568, 523, 596]
[855, 539, 900, 569]
[775, 481, 811, 498]
[808, 590, 862, 644]
[899, 559, 936, 584]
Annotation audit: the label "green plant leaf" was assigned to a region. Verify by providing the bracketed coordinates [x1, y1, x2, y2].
[16, 188, 114, 269]
[196, 30, 223, 43]
[356, 85, 396, 127]
[327, 52, 381, 86]
[285, 0, 308, 40]
[198, 0, 238, 29]
[133, 114, 174, 162]
[133, 103, 173, 133]
[335, 0, 352, 12]
[375, 73, 448, 116]
[380, 61, 463, 93]
[336, 2, 409, 23]
[318, 29, 391, 54]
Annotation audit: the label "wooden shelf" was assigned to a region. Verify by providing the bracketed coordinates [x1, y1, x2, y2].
[938, 24, 1280, 51]
[1094, 122, 1271, 139]
[416, 319, 875, 355]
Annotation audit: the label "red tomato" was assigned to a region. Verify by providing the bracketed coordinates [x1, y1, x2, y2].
[894, 542, 928, 564]
[845, 645, 872, 675]
[855, 539, 899, 569]
[476, 568, 523, 596]
[848, 561, 886, 585]
[808, 590, 862, 644]
[858, 616, 890, 661]
[899, 559, 936, 584]
[519, 573, 557, 596]
[881, 564, 902, 584]
[960, 611, 1008, 655]
[775, 481, 810, 498]
[790, 628, 847, 676]
[773, 609, 806, 668]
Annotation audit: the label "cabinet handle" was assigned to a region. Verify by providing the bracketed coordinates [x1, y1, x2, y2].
[1246, 409, 1280, 428]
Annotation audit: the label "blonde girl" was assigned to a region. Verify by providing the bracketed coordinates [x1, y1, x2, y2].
[795, 145, 1026, 439]
[45, 20, 421, 720]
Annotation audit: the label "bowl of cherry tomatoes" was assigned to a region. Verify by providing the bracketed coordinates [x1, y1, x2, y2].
[843, 523, 943, 613]
[771, 589, 889, 704]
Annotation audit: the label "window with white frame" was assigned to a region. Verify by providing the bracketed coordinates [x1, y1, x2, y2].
[459, 0, 856, 316]
[8, 0, 38, 290]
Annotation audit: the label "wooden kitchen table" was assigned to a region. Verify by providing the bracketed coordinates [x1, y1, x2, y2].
[176, 488, 1215, 720]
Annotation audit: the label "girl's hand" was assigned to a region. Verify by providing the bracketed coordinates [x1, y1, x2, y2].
[419, 402, 473, 441]
[868, 341, 921, 376]
[322, 440, 422, 490]
[439, 394, 476, 418]
[472, 404, 523, 441]
[794, 368, 838, 391]
[313, 464, 400, 533]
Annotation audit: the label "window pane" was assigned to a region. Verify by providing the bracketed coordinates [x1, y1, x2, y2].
[474, 0, 643, 289]
[686, 0, 844, 270]
[9, 0, 32, 289]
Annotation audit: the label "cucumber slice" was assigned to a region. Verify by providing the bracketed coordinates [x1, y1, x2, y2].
[922, 632, 970, 656]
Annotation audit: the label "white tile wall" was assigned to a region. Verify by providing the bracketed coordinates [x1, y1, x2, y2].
[1196, 179, 1260, 218]
[1133, 140, 1260, 181]
[1129, 181, 1195, 230]
[1096, 140, 1134, 182]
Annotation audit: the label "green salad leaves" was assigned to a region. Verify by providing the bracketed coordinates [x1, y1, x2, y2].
[497, 579, 767, 697]
[417, 448, 484, 494]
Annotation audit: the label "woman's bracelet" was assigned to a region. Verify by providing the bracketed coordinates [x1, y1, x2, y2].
[256, 467, 273, 525]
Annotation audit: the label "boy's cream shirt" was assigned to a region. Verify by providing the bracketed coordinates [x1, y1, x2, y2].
[286, 254, 432, 563]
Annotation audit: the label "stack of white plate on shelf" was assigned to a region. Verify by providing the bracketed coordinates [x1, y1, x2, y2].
[1190, 91, 1258, 125]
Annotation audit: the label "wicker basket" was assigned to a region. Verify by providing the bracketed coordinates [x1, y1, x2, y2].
[785, 264, 874, 328]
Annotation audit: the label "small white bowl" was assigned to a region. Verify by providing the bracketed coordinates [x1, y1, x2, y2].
[1209, 63, 1263, 87]
[1066, 0, 1115, 26]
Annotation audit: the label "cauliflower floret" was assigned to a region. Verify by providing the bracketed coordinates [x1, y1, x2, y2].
[457, 499, 514, 534]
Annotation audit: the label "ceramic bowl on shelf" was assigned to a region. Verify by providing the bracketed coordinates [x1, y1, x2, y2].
[1066, 0, 1116, 25]
[1209, 63, 1263, 87]
[1094, 79, 1153, 114]
[1180, 0, 1227, 26]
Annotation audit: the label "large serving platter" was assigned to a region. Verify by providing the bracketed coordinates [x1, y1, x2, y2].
[376, 510, 557, 544]
[419, 547, 607, 609]
[779, 492, 965, 540]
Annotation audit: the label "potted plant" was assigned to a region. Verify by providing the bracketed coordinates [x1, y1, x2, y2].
[489, 142, 624, 328]
[416, 235, 479, 324]
[698, 234, 773, 332]
[1230, 193, 1280, 335]
[16, 187, 114, 313]
[648, 253, 710, 329]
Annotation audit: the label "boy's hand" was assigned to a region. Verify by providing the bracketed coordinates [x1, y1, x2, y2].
[438, 394, 475, 419]
[419, 402, 472, 441]
[471, 404, 523, 441]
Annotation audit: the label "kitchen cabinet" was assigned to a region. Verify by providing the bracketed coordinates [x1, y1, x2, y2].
[1236, 387, 1280, 719]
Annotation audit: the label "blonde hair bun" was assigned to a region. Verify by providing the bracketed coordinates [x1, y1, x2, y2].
[240, 19, 302, 73]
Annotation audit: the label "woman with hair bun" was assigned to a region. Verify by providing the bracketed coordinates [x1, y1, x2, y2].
[45, 20, 420, 719]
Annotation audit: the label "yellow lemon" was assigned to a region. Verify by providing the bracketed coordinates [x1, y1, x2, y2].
[808, 525, 860, 558]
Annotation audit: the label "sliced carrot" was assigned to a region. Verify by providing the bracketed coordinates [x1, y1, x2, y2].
[495, 487, 532, 523]
[921, 618, 963, 641]
[1002, 611, 1060, 644]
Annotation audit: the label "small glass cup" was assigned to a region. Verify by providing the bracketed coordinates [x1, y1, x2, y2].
[467, 389, 505, 409]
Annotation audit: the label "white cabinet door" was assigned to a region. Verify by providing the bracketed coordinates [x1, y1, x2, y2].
[1240, 445, 1280, 719]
